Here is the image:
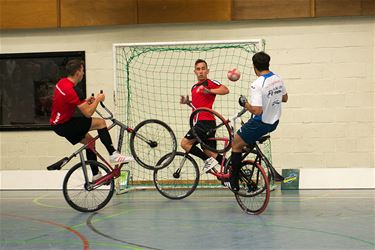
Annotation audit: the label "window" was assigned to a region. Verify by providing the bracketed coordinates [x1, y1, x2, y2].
[0, 51, 86, 130]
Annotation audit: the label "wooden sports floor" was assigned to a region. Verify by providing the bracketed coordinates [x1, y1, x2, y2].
[1, 189, 374, 250]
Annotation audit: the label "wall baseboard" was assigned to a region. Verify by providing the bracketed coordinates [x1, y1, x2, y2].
[0, 168, 374, 190]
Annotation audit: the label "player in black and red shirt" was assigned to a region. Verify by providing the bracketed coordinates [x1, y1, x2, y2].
[50, 59, 133, 181]
[180, 59, 229, 173]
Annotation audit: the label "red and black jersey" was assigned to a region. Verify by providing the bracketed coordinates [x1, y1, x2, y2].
[191, 79, 221, 120]
[49, 78, 85, 125]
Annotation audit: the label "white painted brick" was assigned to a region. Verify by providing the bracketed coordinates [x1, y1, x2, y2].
[333, 78, 361, 94]
[327, 31, 373, 47]
[311, 48, 333, 63]
[345, 123, 373, 137]
[335, 108, 361, 122]
[331, 47, 372, 64]
[353, 107, 374, 122]
[335, 138, 359, 153]
[356, 78, 375, 92]
[355, 137, 374, 153]
[271, 64, 303, 79]
[299, 63, 329, 80]
[332, 62, 367, 78]
[324, 152, 373, 168]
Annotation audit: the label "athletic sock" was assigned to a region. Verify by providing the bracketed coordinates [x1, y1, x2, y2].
[98, 128, 116, 155]
[86, 148, 99, 175]
[188, 145, 209, 161]
[230, 152, 242, 190]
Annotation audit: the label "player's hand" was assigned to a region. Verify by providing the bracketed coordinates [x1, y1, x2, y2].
[180, 95, 190, 104]
[87, 94, 95, 105]
[97, 92, 105, 102]
[197, 85, 211, 94]
[202, 87, 211, 94]
[238, 95, 248, 107]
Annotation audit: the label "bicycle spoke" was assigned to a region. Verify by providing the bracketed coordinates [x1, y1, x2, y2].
[153, 152, 199, 200]
[63, 161, 115, 212]
[235, 162, 270, 215]
[130, 120, 177, 170]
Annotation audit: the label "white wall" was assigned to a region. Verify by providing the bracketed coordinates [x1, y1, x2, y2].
[0, 17, 374, 188]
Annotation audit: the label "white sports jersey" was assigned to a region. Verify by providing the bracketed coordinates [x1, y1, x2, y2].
[250, 72, 286, 124]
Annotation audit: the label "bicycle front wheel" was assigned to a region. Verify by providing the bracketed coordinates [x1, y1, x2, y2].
[234, 161, 270, 215]
[153, 152, 200, 200]
[63, 161, 115, 212]
[130, 119, 177, 170]
[189, 108, 232, 153]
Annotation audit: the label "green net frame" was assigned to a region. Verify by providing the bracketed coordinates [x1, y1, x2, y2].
[113, 40, 273, 190]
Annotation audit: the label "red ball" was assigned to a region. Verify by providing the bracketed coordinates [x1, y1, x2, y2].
[227, 68, 241, 81]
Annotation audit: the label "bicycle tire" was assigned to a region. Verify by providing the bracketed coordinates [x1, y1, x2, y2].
[153, 152, 200, 200]
[130, 119, 177, 170]
[234, 161, 270, 215]
[63, 160, 115, 212]
[189, 108, 232, 153]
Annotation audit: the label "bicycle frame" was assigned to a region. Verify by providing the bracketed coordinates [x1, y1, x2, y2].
[190, 107, 283, 182]
[47, 103, 136, 188]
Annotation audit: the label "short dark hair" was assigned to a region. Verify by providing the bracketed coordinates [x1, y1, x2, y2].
[66, 59, 84, 76]
[195, 59, 208, 68]
[252, 52, 270, 71]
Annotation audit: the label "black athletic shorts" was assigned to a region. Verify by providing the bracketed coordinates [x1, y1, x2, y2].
[185, 120, 217, 150]
[52, 117, 92, 145]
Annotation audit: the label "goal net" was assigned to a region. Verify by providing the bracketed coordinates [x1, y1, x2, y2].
[113, 40, 272, 191]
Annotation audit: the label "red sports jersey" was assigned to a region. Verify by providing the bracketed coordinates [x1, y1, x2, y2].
[49, 78, 85, 125]
[191, 79, 221, 120]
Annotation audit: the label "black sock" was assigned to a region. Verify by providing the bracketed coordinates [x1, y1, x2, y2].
[98, 128, 116, 155]
[230, 152, 242, 179]
[86, 148, 99, 175]
[188, 145, 209, 161]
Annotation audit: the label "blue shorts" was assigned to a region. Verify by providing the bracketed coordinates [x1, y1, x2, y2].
[237, 118, 279, 145]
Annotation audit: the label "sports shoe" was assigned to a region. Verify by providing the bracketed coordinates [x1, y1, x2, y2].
[223, 175, 239, 192]
[202, 157, 219, 173]
[92, 172, 102, 182]
[110, 151, 134, 164]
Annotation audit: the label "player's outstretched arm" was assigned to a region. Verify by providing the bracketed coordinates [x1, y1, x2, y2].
[203, 85, 229, 95]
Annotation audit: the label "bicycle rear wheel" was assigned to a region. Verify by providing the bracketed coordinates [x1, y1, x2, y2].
[234, 161, 270, 215]
[63, 161, 115, 212]
[189, 108, 232, 153]
[153, 152, 200, 200]
[130, 119, 177, 170]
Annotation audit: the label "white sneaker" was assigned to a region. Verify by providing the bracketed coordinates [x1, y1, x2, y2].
[110, 151, 134, 163]
[202, 157, 219, 173]
[92, 172, 102, 182]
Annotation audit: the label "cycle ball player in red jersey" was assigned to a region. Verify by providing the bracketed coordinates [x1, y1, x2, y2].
[180, 59, 230, 174]
[49, 59, 133, 181]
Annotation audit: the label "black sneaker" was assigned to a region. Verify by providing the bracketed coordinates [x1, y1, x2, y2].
[230, 177, 239, 192]
[223, 177, 239, 192]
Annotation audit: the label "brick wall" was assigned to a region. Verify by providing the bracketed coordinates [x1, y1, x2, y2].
[0, 16, 374, 172]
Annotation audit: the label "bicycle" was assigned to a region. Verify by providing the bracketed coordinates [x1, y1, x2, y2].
[47, 101, 177, 212]
[153, 107, 283, 215]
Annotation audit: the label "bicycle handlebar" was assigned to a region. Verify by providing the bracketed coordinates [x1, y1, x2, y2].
[237, 108, 247, 118]
[93, 90, 114, 120]
[228, 107, 247, 124]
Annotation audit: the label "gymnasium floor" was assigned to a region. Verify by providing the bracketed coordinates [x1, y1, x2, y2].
[1, 189, 374, 250]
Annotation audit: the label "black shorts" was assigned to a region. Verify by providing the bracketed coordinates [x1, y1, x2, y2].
[52, 117, 92, 145]
[185, 120, 216, 150]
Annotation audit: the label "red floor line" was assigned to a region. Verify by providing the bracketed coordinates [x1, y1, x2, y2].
[2, 213, 89, 250]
